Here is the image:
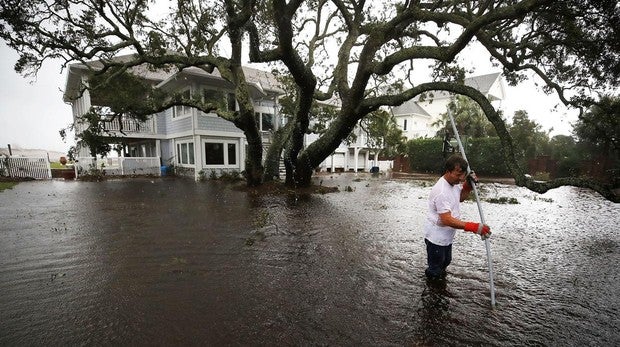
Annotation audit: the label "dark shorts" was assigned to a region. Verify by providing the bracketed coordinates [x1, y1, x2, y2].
[425, 238, 452, 279]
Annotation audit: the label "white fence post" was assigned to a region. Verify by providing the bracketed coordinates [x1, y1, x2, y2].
[74, 156, 161, 177]
[1, 157, 52, 179]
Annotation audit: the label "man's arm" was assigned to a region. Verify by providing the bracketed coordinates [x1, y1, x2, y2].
[438, 211, 491, 238]
[438, 212, 466, 229]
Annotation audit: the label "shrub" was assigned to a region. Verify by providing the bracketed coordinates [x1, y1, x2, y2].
[406, 137, 510, 176]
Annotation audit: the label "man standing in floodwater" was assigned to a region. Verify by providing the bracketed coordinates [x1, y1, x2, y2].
[424, 154, 492, 280]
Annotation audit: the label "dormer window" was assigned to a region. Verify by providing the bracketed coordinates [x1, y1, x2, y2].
[204, 89, 237, 112]
[172, 89, 192, 118]
[254, 112, 274, 132]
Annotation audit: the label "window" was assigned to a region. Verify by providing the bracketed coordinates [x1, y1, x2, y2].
[254, 112, 274, 131]
[227, 93, 237, 111]
[173, 89, 192, 118]
[261, 113, 273, 131]
[403, 119, 408, 131]
[204, 89, 237, 112]
[227, 143, 236, 165]
[204, 140, 238, 167]
[176, 141, 195, 165]
[204, 89, 223, 109]
[205, 143, 224, 165]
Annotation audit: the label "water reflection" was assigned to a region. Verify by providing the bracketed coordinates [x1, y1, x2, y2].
[0, 175, 618, 346]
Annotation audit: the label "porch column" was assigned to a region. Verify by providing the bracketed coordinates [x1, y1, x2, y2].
[354, 147, 360, 173]
[239, 137, 246, 173]
[344, 149, 350, 172]
[373, 152, 379, 169]
[331, 153, 335, 173]
[193, 135, 202, 180]
[155, 140, 161, 164]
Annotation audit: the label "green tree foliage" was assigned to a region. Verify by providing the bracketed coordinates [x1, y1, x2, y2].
[508, 110, 551, 168]
[359, 109, 406, 158]
[407, 137, 507, 176]
[433, 95, 497, 138]
[547, 135, 579, 177]
[466, 138, 510, 176]
[1, 1, 618, 200]
[87, 69, 156, 121]
[573, 96, 620, 157]
[572, 96, 620, 184]
[407, 138, 445, 174]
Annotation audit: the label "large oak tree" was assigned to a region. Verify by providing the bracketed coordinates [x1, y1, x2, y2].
[1, 0, 618, 200]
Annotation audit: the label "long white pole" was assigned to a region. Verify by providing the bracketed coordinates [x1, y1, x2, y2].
[447, 102, 497, 307]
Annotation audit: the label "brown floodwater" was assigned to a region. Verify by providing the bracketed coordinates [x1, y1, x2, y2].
[0, 174, 618, 346]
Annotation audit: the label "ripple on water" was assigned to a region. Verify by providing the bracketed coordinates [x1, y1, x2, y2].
[0, 177, 618, 345]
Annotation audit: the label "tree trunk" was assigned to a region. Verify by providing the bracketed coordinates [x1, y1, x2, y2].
[237, 109, 264, 186]
[294, 114, 358, 187]
[263, 122, 293, 182]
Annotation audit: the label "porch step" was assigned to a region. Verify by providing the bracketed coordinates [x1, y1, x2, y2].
[279, 158, 286, 176]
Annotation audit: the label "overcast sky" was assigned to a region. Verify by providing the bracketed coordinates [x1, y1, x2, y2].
[0, 42, 578, 155]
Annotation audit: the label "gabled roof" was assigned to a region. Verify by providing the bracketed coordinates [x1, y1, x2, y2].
[389, 72, 504, 117]
[155, 65, 284, 95]
[413, 72, 504, 102]
[464, 72, 502, 95]
[63, 54, 284, 101]
[391, 100, 431, 117]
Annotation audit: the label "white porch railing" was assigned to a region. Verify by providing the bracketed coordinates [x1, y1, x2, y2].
[102, 118, 154, 133]
[0, 157, 51, 179]
[75, 157, 161, 177]
[74, 118, 155, 134]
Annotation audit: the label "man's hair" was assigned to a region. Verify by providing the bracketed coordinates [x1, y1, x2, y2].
[444, 154, 469, 173]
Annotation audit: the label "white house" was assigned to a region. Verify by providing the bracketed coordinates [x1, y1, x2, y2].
[309, 126, 376, 173]
[64, 58, 283, 179]
[391, 72, 506, 140]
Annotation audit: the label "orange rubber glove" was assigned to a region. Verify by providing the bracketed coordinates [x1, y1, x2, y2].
[464, 222, 491, 240]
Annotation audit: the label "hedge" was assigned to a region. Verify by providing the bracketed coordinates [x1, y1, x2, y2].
[406, 137, 510, 176]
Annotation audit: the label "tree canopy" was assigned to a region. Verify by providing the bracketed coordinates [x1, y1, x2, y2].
[508, 110, 550, 168]
[433, 95, 497, 138]
[573, 95, 620, 156]
[1, 0, 618, 200]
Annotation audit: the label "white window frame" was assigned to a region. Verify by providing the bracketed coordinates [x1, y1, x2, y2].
[255, 112, 275, 132]
[176, 140, 195, 166]
[172, 89, 192, 119]
[202, 139, 239, 169]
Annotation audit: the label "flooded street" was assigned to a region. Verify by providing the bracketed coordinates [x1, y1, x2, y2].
[1, 174, 618, 346]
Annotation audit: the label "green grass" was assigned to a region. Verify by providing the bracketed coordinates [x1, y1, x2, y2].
[50, 162, 67, 169]
[0, 181, 18, 192]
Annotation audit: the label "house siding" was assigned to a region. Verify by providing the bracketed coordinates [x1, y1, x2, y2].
[197, 114, 242, 133]
[166, 111, 193, 134]
[156, 112, 167, 135]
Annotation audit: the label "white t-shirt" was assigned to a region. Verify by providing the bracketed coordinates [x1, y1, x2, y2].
[424, 176, 462, 246]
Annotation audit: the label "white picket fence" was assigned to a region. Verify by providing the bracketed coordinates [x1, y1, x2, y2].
[74, 157, 161, 177]
[0, 157, 52, 179]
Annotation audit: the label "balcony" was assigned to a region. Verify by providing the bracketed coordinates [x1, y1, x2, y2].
[75, 117, 156, 136]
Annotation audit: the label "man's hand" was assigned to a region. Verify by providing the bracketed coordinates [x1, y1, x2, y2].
[467, 171, 479, 185]
[462, 171, 478, 194]
[464, 222, 491, 240]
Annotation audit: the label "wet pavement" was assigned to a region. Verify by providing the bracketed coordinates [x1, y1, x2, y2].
[0, 174, 618, 346]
